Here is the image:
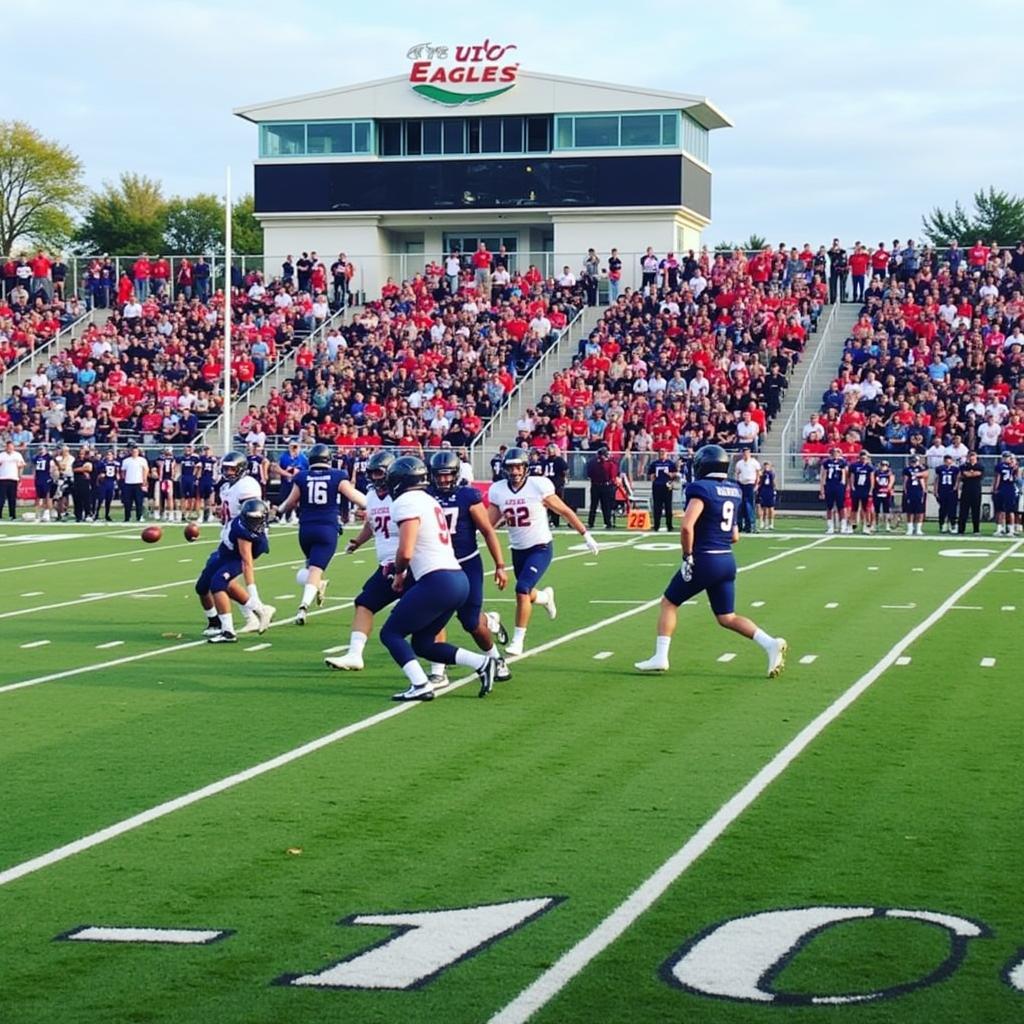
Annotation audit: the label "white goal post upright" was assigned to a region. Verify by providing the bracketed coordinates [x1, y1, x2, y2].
[222, 166, 233, 456]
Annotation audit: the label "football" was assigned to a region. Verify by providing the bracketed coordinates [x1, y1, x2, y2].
[141, 525, 163, 544]
[183, 522, 201, 542]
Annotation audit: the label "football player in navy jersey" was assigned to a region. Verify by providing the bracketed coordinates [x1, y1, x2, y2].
[332, 446, 355, 524]
[198, 445, 218, 521]
[648, 454, 679, 532]
[756, 461, 777, 531]
[902, 454, 928, 535]
[425, 449, 510, 689]
[934, 454, 960, 533]
[993, 452, 1020, 536]
[33, 444, 55, 522]
[97, 448, 120, 521]
[872, 459, 895, 531]
[274, 443, 366, 624]
[178, 444, 200, 521]
[156, 446, 178, 521]
[849, 451, 875, 534]
[636, 444, 787, 676]
[195, 498, 273, 644]
[247, 442, 268, 497]
[528, 448, 545, 476]
[818, 445, 849, 534]
[351, 447, 371, 494]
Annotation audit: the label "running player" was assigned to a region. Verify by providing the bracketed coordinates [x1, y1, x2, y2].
[156, 446, 178, 521]
[872, 459, 895, 531]
[755, 460, 777, 531]
[198, 445, 218, 521]
[33, 444, 55, 522]
[849, 451, 875, 533]
[274, 443, 366, 624]
[934, 454, 960, 533]
[993, 452, 1020, 536]
[195, 498, 272, 644]
[487, 446, 600, 656]
[425, 449, 510, 689]
[635, 444, 787, 676]
[903, 454, 928, 536]
[325, 450, 399, 672]
[179, 444, 200, 520]
[379, 456, 498, 702]
[818, 445, 849, 534]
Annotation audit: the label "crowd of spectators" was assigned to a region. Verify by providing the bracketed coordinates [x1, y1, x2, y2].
[229, 244, 585, 452]
[802, 238, 1024, 473]
[510, 244, 823, 459]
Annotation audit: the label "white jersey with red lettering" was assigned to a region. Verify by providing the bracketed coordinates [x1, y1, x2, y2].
[488, 475, 554, 549]
[391, 489, 459, 578]
[366, 489, 398, 565]
[219, 475, 262, 522]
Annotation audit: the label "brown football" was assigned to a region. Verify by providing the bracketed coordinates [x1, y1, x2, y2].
[184, 522, 201, 542]
[141, 525, 163, 544]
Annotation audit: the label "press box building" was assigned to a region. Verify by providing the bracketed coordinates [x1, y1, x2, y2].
[234, 50, 730, 295]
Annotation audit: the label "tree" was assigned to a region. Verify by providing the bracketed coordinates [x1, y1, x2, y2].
[231, 194, 263, 255]
[743, 233, 768, 252]
[921, 187, 1024, 246]
[75, 173, 167, 254]
[164, 192, 223, 254]
[0, 121, 85, 255]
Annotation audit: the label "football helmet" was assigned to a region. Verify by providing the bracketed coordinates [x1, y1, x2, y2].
[308, 443, 331, 468]
[429, 449, 461, 495]
[386, 455, 428, 499]
[503, 447, 529, 486]
[220, 451, 247, 482]
[240, 498, 269, 535]
[693, 444, 730, 479]
[366, 450, 396, 496]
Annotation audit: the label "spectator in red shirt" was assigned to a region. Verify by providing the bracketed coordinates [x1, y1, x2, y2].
[870, 243, 890, 278]
[150, 256, 170, 297]
[967, 239, 990, 270]
[848, 243, 870, 302]
[29, 251, 52, 300]
[472, 242, 492, 289]
[133, 255, 152, 300]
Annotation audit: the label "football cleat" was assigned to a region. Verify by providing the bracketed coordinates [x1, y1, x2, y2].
[767, 638, 788, 678]
[504, 639, 524, 657]
[254, 604, 276, 634]
[485, 610, 508, 645]
[391, 682, 435, 702]
[495, 657, 512, 682]
[476, 657, 497, 698]
[325, 652, 364, 671]
[634, 656, 669, 672]
[427, 671, 450, 690]
[238, 613, 261, 634]
[202, 623, 222, 638]
[316, 579, 329, 607]
[540, 586, 557, 620]
[295, 605, 307, 626]
[208, 631, 237, 644]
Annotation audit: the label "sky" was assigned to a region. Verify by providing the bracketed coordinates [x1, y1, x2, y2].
[20, 0, 1024, 250]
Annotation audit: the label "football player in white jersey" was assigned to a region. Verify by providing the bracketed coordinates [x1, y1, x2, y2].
[488, 447, 600, 655]
[196, 451, 275, 636]
[378, 456, 498, 701]
[325, 451, 403, 671]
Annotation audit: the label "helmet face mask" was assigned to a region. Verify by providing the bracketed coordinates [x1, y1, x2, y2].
[221, 451, 247, 482]
[503, 447, 529, 487]
[386, 455, 429, 500]
[240, 497, 269, 535]
[367, 450, 396, 496]
[429, 450, 461, 495]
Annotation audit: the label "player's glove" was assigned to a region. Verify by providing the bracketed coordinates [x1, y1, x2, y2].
[582, 531, 600, 555]
[681, 555, 694, 582]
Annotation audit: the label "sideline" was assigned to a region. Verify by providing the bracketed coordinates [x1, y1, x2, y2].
[0, 537, 830, 888]
[487, 539, 1023, 1024]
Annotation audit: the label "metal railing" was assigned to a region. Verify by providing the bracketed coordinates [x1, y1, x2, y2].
[0, 309, 92, 398]
[777, 301, 840, 487]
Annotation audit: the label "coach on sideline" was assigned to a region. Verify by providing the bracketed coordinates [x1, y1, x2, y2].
[586, 445, 620, 529]
[0, 439, 25, 519]
[120, 444, 149, 522]
[734, 447, 761, 533]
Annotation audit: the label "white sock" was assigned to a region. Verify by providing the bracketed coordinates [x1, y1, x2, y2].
[349, 631, 368, 657]
[655, 635, 672, 658]
[752, 628, 774, 653]
[243, 596, 262, 613]
[483, 644, 499, 660]
[429, 662, 445, 677]
[534, 588, 550, 606]
[455, 648, 488, 670]
[401, 660, 429, 687]
[205, 609, 218, 622]
[218, 613, 235, 633]
[301, 583, 317, 608]
[512, 626, 527, 646]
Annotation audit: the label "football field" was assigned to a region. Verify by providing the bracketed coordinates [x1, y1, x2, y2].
[1, 520, 1022, 1023]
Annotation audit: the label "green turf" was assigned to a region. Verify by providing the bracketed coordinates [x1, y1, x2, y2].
[0, 521, 1021, 1023]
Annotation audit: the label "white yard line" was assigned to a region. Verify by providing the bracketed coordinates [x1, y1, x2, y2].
[487, 539, 1023, 1024]
[95, 641, 125, 650]
[0, 537, 831, 887]
[19, 640, 51, 649]
[0, 539, 197, 575]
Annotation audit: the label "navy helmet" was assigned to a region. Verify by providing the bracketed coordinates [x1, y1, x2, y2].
[308, 443, 330, 468]
[502, 446, 529, 486]
[693, 444, 730, 479]
[239, 497, 269, 534]
[429, 449, 462, 495]
[366, 450, 396, 496]
[387, 455, 429, 499]
[220, 451, 247, 482]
